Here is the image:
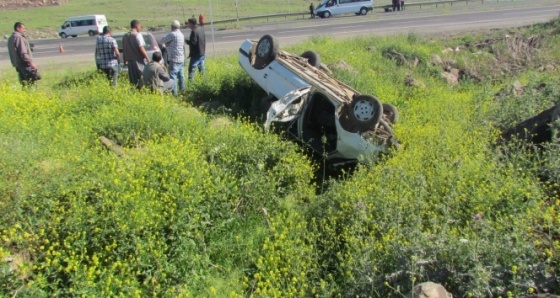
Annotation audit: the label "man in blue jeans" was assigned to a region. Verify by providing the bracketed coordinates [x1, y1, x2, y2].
[95, 26, 120, 86]
[185, 17, 206, 80]
[160, 20, 185, 95]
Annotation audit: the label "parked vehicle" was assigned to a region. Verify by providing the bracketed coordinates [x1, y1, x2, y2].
[109, 32, 167, 71]
[315, 0, 373, 18]
[238, 34, 398, 166]
[58, 15, 107, 38]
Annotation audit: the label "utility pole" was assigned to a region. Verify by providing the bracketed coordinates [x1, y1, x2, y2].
[208, 0, 216, 55]
[235, 0, 240, 26]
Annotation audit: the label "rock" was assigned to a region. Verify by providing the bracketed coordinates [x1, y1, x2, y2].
[441, 71, 459, 86]
[449, 68, 461, 79]
[328, 60, 357, 74]
[442, 47, 454, 54]
[539, 64, 556, 72]
[405, 74, 425, 89]
[384, 49, 408, 66]
[512, 80, 524, 96]
[407, 282, 452, 298]
[442, 58, 457, 70]
[430, 54, 443, 66]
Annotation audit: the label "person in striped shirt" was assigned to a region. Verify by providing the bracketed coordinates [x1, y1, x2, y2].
[160, 20, 185, 95]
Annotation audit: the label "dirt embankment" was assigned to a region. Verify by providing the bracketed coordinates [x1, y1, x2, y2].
[0, 0, 63, 10]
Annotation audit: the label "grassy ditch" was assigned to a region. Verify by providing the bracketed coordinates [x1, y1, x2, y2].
[1, 18, 560, 297]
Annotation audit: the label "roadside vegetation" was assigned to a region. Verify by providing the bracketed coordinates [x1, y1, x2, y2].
[1, 17, 560, 297]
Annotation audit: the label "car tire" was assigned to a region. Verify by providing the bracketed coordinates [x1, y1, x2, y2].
[324, 11, 331, 18]
[300, 51, 321, 68]
[253, 34, 279, 70]
[60, 32, 68, 38]
[88, 30, 95, 37]
[382, 103, 399, 124]
[345, 95, 383, 132]
[360, 7, 368, 15]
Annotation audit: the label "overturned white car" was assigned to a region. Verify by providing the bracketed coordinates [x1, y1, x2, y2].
[239, 34, 399, 166]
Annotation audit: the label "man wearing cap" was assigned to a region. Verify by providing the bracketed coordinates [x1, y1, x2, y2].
[185, 17, 206, 80]
[95, 26, 120, 86]
[160, 20, 185, 95]
[122, 19, 150, 88]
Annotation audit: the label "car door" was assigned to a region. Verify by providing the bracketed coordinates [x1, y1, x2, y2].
[265, 61, 311, 100]
[264, 87, 311, 136]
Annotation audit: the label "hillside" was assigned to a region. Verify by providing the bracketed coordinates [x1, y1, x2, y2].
[0, 0, 62, 10]
[1, 14, 559, 298]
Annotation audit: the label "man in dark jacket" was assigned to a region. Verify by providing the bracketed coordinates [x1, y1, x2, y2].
[142, 51, 176, 95]
[7, 22, 39, 86]
[185, 18, 206, 80]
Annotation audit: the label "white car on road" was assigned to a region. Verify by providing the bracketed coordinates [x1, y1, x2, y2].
[238, 34, 399, 166]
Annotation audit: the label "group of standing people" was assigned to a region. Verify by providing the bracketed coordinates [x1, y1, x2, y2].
[95, 17, 206, 95]
[7, 17, 205, 94]
[392, 0, 405, 11]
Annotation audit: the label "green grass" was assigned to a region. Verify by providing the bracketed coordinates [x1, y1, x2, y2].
[1, 17, 560, 297]
[0, 0, 530, 38]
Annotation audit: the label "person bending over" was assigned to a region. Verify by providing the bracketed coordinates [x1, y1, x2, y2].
[142, 51, 176, 95]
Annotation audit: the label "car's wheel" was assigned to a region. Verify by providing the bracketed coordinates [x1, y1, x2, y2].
[300, 51, 321, 68]
[382, 103, 399, 124]
[60, 32, 68, 39]
[360, 7, 368, 15]
[253, 34, 279, 70]
[88, 30, 95, 37]
[324, 11, 331, 18]
[346, 95, 383, 131]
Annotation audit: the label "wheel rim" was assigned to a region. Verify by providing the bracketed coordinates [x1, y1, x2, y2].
[257, 39, 270, 58]
[353, 99, 375, 121]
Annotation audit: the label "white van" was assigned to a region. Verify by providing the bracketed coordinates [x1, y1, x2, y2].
[58, 15, 108, 38]
[315, 0, 373, 18]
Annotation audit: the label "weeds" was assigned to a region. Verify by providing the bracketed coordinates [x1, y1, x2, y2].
[1, 18, 560, 297]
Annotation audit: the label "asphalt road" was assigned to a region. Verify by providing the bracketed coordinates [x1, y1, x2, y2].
[0, 0, 558, 69]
